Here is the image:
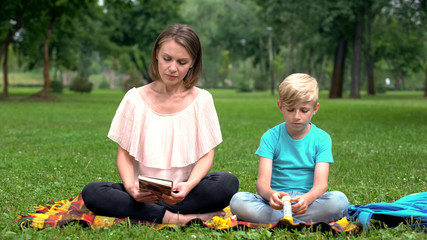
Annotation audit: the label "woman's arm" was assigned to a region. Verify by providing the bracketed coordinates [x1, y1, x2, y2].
[162, 148, 214, 204]
[116, 145, 158, 203]
[291, 162, 329, 214]
[186, 148, 215, 189]
[256, 157, 287, 210]
[116, 145, 136, 190]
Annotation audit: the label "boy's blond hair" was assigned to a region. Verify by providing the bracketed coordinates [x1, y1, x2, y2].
[278, 73, 319, 107]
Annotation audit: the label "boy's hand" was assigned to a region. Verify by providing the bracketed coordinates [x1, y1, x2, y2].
[269, 191, 288, 210]
[291, 195, 308, 214]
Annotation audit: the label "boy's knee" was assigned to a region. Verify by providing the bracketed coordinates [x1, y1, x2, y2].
[325, 191, 349, 216]
[230, 192, 251, 212]
[331, 191, 349, 207]
[230, 192, 242, 208]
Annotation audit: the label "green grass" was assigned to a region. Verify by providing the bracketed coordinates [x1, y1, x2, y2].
[1, 88, 426, 239]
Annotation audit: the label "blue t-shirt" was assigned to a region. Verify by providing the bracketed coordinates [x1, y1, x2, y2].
[255, 122, 333, 193]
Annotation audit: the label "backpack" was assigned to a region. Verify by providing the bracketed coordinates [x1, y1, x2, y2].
[347, 192, 427, 230]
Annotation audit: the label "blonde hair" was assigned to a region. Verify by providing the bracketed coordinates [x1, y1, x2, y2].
[149, 24, 202, 88]
[278, 73, 319, 107]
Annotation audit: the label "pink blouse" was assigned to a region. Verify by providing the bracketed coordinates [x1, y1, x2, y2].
[107, 87, 222, 184]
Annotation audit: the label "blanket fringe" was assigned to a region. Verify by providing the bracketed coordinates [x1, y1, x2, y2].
[17, 194, 359, 232]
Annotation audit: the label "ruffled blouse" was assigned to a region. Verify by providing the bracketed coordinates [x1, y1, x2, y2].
[107, 87, 222, 184]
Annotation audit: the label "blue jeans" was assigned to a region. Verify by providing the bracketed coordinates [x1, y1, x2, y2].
[230, 191, 349, 224]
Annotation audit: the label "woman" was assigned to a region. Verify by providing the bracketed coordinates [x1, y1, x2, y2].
[82, 24, 239, 225]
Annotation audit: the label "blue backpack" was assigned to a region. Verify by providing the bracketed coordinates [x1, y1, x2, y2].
[347, 192, 427, 230]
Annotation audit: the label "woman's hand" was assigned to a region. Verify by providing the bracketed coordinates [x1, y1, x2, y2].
[269, 191, 287, 210]
[125, 184, 159, 203]
[291, 195, 308, 215]
[161, 182, 190, 205]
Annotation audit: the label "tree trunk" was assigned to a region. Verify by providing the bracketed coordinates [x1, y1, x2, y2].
[268, 29, 274, 95]
[350, 4, 364, 99]
[424, 64, 427, 98]
[285, 40, 292, 75]
[307, 47, 314, 75]
[0, 33, 13, 65]
[35, 16, 55, 98]
[259, 36, 266, 84]
[365, 4, 375, 96]
[329, 38, 347, 99]
[43, 18, 55, 93]
[0, 19, 23, 99]
[0, 23, 21, 62]
[1, 44, 9, 99]
[1, 41, 11, 99]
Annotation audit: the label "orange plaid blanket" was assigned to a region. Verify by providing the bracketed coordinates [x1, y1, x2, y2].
[17, 193, 360, 232]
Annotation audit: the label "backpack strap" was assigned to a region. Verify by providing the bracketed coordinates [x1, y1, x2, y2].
[357, 211, 374, 229]
[348, 205, 374, 229]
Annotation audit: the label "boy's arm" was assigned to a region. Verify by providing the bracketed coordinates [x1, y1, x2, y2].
[256, 156, 287, 210]
[291, 162, 329, 214]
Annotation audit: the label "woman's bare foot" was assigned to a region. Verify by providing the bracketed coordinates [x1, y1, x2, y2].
[162, 210, 225, 225]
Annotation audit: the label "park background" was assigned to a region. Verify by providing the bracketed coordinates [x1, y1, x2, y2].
[1, 0, 427, 239]
[1, 0, 427, 97]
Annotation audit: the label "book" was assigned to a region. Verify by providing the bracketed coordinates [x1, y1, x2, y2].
[138, 175, 173, 199]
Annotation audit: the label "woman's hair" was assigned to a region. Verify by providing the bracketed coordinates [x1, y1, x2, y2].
[148, 24, 202, 88]
[278, 73, 319, 107]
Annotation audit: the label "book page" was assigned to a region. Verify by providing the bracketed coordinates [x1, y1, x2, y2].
[138, 175, 172, 187]
[138, 175, 173, 198]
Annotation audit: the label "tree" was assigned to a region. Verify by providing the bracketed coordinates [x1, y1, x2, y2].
[179, 0, 263, 88]
[33, 0, 96, 98]
[364, 0, 376, 96]
[419, 0, 427, 98]
[363, 0, 392, 96]
[219, 50, 232, 86]
[320, 0, 355, 98]
[105, 0, 184, 83]
[329, 38, 348, 98]
[375, 1, 425, 91]
[0, 0, 30, 99]
[11, 0, 116, 98]
[255, 0, 328, 92]
[350, 2, 365, 99]
[425, 61, 427, 98]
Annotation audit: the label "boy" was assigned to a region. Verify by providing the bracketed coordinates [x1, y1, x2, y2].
[230, 73, 348, 224]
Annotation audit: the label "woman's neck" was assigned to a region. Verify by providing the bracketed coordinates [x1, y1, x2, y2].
[139, 82, 198, 114]
[151, 80, 187, 96]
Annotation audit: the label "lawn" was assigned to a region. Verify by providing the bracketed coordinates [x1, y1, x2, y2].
[0, 88, 426, 239]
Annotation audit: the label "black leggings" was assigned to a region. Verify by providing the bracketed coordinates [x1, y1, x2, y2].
[81, 172, 239, 223]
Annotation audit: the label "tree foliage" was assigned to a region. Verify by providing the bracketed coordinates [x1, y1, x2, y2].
[1, 0, 426, 99]
[106, 0, 184, 81]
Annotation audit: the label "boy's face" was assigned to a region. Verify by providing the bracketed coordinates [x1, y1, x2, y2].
[277, 101, 319, 137]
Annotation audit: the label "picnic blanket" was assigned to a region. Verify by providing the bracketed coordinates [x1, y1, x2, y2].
[17, 193, 359, 232]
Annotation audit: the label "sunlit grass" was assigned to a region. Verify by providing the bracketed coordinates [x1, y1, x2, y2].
[1, 88, 426, 239]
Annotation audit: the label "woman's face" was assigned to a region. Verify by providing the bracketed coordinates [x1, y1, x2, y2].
[156, 39, 194, 85]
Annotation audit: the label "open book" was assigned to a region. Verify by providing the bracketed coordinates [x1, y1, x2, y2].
[138, 175, 173, 199]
